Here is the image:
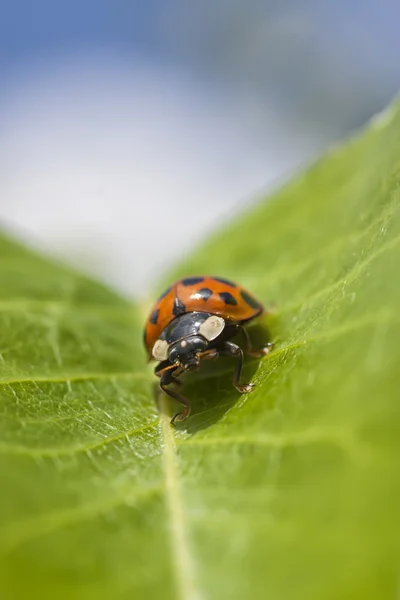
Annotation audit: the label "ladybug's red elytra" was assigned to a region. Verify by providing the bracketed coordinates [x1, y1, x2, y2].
[144, 276, 273, 424]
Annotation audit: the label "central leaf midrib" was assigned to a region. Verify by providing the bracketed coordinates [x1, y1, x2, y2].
[160, 401, 203, 600]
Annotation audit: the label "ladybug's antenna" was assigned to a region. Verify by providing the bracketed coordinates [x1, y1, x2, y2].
[172, 284, 186, 317]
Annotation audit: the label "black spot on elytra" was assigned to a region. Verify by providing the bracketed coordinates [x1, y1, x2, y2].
[149, 309, 159, 325]
[157, 285, 172, 301]
[213, 277, 236, 287]
[197, 287, 213, 301]
[173, 297, 186, 316]
[181, 277, 204, 286]
[219, 291, 237, 305]
[240, 289, 261, 309]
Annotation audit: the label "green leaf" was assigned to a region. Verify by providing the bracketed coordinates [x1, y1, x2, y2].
[1, 101, 400, 600]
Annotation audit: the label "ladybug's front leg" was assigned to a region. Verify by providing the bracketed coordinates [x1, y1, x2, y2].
[154, 360, 174, 378]
[217, 341, 254, 394]
[155, 361, 183, 386]
[239, 325, 274, 358]
[198, 348, 219, 361]
[156, 363, 191, 424]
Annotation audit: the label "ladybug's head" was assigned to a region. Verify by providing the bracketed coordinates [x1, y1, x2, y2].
[168, 336, 208, 370]
[152, 314, 226, 369]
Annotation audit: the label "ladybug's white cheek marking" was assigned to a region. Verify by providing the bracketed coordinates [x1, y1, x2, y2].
[181, 340, 187, 347]
[152, 339, 169, 361]
[199, 315, 225, 341]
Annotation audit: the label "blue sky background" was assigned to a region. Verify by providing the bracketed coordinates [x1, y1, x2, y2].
[2, 0, 399, 132]
[1, 1, 399, 294]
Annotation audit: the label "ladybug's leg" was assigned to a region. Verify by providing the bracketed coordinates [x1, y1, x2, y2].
[154, 360, 175, 378]
[218, 341, 254, 394]
[198, 348, 219, 361]
[158, 366, 191, 424]
[155, 362, 184, 387]
[239, 325, 274, 358]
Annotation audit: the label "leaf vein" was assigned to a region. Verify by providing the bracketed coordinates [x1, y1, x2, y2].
[160, 402, 203, 600]
[0, 419, 159, 457]
[0, 371, 152, 386]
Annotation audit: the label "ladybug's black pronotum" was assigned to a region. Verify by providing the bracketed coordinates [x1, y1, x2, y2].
[144, 276, 272, 423]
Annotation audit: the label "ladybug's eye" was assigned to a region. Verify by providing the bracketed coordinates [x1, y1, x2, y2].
[199, 316, 225, 341]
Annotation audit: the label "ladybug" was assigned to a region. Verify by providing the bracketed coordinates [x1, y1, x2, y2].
[144, 276, 272, 424]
